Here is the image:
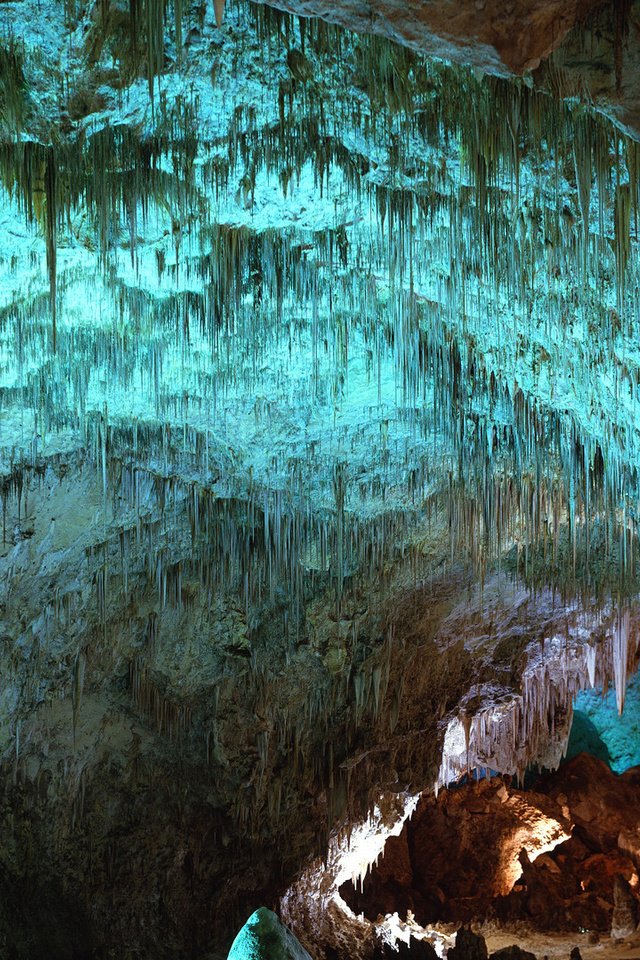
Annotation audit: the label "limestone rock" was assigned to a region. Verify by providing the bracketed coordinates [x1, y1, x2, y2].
[541, 754, 640, 852]
[260, 0, 640, 140]
[4, 0, 640, 953]
[227, 908, 312, 960]
[341, 776, 570, 923]
[340, 754, 640, 936]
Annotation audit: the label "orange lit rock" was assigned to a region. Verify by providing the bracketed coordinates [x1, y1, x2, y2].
[340, 754, 640, 933]
[340, 776, 571, 923]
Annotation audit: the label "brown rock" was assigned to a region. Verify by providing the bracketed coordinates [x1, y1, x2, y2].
[262, 1, 640, 140]
[409, 780, 570, 904]
[342, 754, 640, 933]
[379, 937, 439, 960]
[564, 893, 612, 933]
[340, 775, 571, 925]
[516, 850, 570, 929]
[618, 827, 640, 871]
[578, 851, 636, 900]
[537, 754, 640, 852]
[376, 833, 413, 889]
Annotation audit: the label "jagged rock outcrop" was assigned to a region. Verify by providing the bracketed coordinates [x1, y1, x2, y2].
[340, 775, 572, 923]
[540, 754, 640, 852]
[377, 935, 439, 960]
[448, 928, 489, 960]
[490, 947, 537, 960]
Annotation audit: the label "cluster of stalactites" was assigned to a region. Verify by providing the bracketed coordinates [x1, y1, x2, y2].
[2, 6, 640, 635]
[437, 607, 638, 790]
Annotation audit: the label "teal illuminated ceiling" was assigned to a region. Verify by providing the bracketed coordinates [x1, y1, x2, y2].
[1, 0, 640, 616]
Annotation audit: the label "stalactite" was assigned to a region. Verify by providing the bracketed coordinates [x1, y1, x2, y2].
[438, 606, 640, 788]
[2, 5, 640, 814]
[71, 648, 86, 745]
[129, 654, 192, 740]
[0, 38, 29, 137]
[614, 609, 631, 715]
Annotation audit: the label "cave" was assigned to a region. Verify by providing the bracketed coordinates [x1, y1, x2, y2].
[2, 0, 640, 957]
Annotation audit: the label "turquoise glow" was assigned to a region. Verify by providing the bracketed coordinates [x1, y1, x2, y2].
[569, 673, 640, 772]
[227, 907, 311, 960]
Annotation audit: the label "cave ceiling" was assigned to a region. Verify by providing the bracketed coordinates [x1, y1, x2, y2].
[1, 0, 640, 955]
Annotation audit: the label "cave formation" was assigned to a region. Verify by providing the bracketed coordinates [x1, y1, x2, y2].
[2, 0, 640, 957]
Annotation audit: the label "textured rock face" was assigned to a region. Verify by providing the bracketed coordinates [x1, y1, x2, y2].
[569, 671, 640, 772]
[378, 935, 439, 960]
[339, 776, 572, 923]
[261, 1, 640, 138]
[338, 754, 640, 939]
[536, 0, 640, 139]
[448, 929, 489, 960]
[262, 0, 602, 75]
[540, 753, 640, 852]
[491, 948, 537, 960]
[3, 0, 640, 955]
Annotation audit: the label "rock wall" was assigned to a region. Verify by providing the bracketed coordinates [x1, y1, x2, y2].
[338, 754, 640, 937]
[1, 0, 640, 955]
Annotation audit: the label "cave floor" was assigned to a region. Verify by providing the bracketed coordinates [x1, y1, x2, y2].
[478, 927, 640, 960]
